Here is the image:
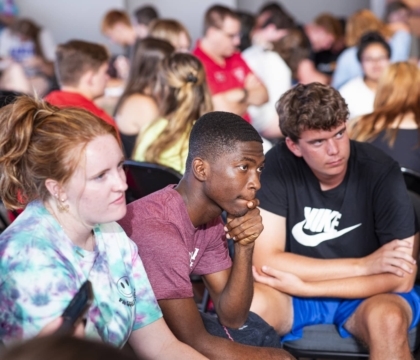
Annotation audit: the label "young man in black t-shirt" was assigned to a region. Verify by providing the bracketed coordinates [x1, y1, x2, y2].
[251, 83, 420, 359]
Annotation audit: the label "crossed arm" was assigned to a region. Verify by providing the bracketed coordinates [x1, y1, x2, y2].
[212, 73, 268, 116]
[253, 209, 419, 299]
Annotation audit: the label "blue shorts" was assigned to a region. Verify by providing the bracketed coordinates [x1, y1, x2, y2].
[282, 285, 420, 342]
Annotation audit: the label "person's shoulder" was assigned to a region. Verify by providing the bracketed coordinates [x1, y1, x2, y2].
[352, 140, 398, 170]
[125, 186, 180, 221]
[0, 208, 61, 270]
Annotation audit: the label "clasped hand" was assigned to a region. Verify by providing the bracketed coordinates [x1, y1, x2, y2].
[224, 199, 263, 246]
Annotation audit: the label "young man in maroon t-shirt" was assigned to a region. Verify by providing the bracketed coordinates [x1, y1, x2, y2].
[119, 112, 293, 359]
[192, 5, 268, 123]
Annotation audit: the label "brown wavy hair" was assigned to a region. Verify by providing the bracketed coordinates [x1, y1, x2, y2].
[345, 9, 392, 47]
[0, 96, 118, 210]
[141, 53, 213, 163]
[277, 82, 349, 142]
[350, 62, 420, 145]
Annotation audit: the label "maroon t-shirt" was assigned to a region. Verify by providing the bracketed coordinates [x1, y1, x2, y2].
[119, 185, 232, 300]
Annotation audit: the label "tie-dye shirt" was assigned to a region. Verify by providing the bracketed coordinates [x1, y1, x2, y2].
[0, 200, 162, 347]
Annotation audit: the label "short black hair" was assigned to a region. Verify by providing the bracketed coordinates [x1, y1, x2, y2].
[134, 5, 159, 26]
[357, 31, 391, 62]
[186, 111, 262, 172]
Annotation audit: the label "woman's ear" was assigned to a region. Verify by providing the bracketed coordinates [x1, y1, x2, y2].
[45, 179, 67, 202]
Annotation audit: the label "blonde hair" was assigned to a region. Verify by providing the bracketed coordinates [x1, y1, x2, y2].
[148, 19, 191, 50]
[350, 62, 420, 145]
[141, 53, 212, 164]
[345, 9, 392, 47]
[0, 96, 118, 210]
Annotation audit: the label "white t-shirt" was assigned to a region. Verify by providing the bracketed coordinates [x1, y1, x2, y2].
[339, 77, 375, 121]
[242, 45, 291, 133]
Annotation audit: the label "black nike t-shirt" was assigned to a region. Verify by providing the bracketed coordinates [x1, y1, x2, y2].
[258, 140, 417, 259]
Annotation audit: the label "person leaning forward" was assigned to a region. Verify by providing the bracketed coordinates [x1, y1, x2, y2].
[119, 111, 294, 359]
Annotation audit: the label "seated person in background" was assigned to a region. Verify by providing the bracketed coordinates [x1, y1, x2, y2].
[119, 112, 294, 360]
[133, 5, 159, 39]
[384, 1, 419, 63]
[242, 5, 293, 139]
[133, 52, 212, 174]
[0, 97, 205, 359]
[332, 9, 411, 89]
[44, 40, 117, 132]
[311, 13, 346, 77]
[0, 18, 56, 96]
[114, 38, 174, 157]
[251, 82, 420, 360]
[350, 61, 420, 173]
[101, 10, 137, 50]
[0, 0, 18, 31]
[148, 19, 191, 53]
[273, 29, 329, 85]
[193, 5, 268, 123]
[101, 10, 137, 80]
[236, 10, 255, 52]
[339, 32, 391, 121]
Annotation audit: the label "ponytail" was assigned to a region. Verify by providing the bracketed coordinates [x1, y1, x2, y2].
[0, 96, 116, 209]
[142, 53, 212, 164]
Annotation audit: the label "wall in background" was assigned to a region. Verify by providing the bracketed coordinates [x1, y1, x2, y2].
[126, 0, 236, 47]
[15, 0, 124, 54]
[236, 0, 370, 23]
[14, 0, 376, 55]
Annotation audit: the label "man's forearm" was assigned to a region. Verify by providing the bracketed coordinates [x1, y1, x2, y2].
[305, 270, 416, 298]
[245, 83, 268, 106]
[216, 244, 254, 328]
[257, 250, 366, 282]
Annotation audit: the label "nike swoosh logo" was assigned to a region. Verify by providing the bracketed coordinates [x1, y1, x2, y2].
[292, 220, 362, 247]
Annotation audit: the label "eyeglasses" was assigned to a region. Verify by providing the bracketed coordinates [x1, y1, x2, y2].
[361, 56, 389, 63]
[216, 27, 241, 40]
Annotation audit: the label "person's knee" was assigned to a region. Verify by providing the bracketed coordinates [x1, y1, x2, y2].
[364, 300, 410, 339]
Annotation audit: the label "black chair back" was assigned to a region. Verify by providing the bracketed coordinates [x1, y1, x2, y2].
[402, 167, 420, 196]
[124, 160, 182, 204]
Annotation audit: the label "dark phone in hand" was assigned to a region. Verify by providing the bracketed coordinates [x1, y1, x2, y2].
[55, 280, 94, 336]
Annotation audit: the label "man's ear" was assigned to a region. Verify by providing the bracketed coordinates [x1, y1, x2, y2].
[79, 69, 94, 87]
[191, 157, 208, 182]
[285, 137, 303, 157]
[45, 179, 67, 202]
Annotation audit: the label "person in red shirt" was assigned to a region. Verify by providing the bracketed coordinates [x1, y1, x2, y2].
[44, 40, 117, 132]
[193, 5, 268, 122]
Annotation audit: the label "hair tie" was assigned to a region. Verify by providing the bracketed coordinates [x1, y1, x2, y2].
[186, 73, 197, 84]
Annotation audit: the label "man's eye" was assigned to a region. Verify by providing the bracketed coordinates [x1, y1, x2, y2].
[257, 166, 264, 173]
[239, 165, 248, 170]
[336, 131, 344, 138]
